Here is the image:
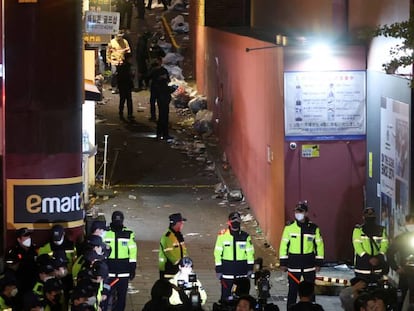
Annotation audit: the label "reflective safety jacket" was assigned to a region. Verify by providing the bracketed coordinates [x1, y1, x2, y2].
[214, 228, 255, 279]
[104, 227, 137, 278]
[352, 224, 388, 275]
[159, 228, 188, 277]
[38, 239, 77, 272]
[279, 220, 324, 272]
[0, 295, 13, 311]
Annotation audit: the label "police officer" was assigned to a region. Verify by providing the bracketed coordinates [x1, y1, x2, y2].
[387, 213, 414, 309]
[279, 201, 324, 309]
[38, 225, 76, 273]
[214, 211, 255, 303]
[159, 213, 188, 280]
[7, 228, 38, 295]
[104, 211, 137, 311]
[352, 207, 389, 283]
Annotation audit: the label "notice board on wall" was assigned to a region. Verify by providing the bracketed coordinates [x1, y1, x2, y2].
[284, 71, 366, 141]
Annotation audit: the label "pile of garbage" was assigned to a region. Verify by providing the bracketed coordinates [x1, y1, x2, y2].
[151, 12, 214, 137]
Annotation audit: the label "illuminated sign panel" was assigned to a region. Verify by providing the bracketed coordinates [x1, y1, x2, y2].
[7, 177, 84, 228]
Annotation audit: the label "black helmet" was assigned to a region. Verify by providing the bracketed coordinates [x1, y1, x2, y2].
[111, 211, 124, 224]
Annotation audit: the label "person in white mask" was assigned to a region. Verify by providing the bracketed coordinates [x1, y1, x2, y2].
[6, 227, 38, 302]
[387, 213, 414, 310]
[0, 274, 18, 310]
[279, 201, 325, 309]
[38, 224, 77, 303]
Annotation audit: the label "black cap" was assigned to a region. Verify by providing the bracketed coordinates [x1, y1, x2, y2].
[169, 213, 187, 224]
[52, 224, 65, 242]
[228, 212, 241, 223]
[52, 250, 68, 268]
[112, 211, 124, 224]
[363, 207, 376, 218]
[91, 220, 107, 232]
[16, 227, 32, 238]
[92, 260, 109, 278]
[71, 286, 91, 301]
[0, 274, 17, 290]
[83, 249, 104, 263]
[43, 278, 63, 293]
[86, 235, 106, 248]
[295, 201, 309, 212]
[36, 254, 56, 274]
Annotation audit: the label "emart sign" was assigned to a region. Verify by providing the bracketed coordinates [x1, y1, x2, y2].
[7, 177, 84, 229]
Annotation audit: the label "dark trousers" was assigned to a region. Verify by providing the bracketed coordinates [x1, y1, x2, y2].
[136, 0, 145, 18]
[149, 90, 157, 119]
[220, 278, 251, 302]
[118, 3, 133, 29]
[111, 277, 129, 311]
[398, 271, 414, 310]
[287, 270, 316, 309]
[156, 96, 170, 138]
[119, 87, 133, 117]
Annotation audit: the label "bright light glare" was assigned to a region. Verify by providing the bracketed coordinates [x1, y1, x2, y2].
[310, 43, 331, 58]
[307, 43, 334, 70]
[410, 237, 414, 248]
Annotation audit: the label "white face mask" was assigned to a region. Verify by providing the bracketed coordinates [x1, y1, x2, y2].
[87, 296, 97, 306]
[295, 213, 305, 222]
[56, 267, 68, 278]
[10, 288, 18, 297]
[406, 224, 414, 232]
[22, 238, 32, 247]
[54, 237, 64, 245]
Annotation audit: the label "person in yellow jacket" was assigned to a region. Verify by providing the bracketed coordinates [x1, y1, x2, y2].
[214, 211, 255, 303]
[106, 30, 131, 94]
[159, 213, 188, 280]
[0, 274, 18, 311]
[279, 201, 324, 309]
[169, 257, 207, 308]
[104, 211, 137, 311]
[352, 207, 389, 283]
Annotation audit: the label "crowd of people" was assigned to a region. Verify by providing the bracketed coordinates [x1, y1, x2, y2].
[3, 197, 414, 311]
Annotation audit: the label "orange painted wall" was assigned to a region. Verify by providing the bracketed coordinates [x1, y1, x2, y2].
[195, 27, 286, 254]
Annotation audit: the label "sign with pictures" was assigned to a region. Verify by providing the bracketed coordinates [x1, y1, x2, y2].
[284, 71, 366, 141]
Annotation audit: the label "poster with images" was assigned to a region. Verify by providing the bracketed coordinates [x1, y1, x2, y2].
[284, 71, 366, 140]
[380, 97, 410, 238]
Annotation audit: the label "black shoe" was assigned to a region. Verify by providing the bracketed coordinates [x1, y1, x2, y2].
[165, 135, 174, 142]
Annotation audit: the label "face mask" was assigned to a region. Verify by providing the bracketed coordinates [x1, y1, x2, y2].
[295, 213, 305, 222]
[22, 238, 32, 247]
[99, 230, 106, 238]
[10, 288, 18, 297]
[230, 221, 240, 231]
[56, 268, 68, 278]
[95, 246, 104, 256]
[406, 224, 414, 232]
[54, 237, 64, 246]
[87, 296, 97, 306]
